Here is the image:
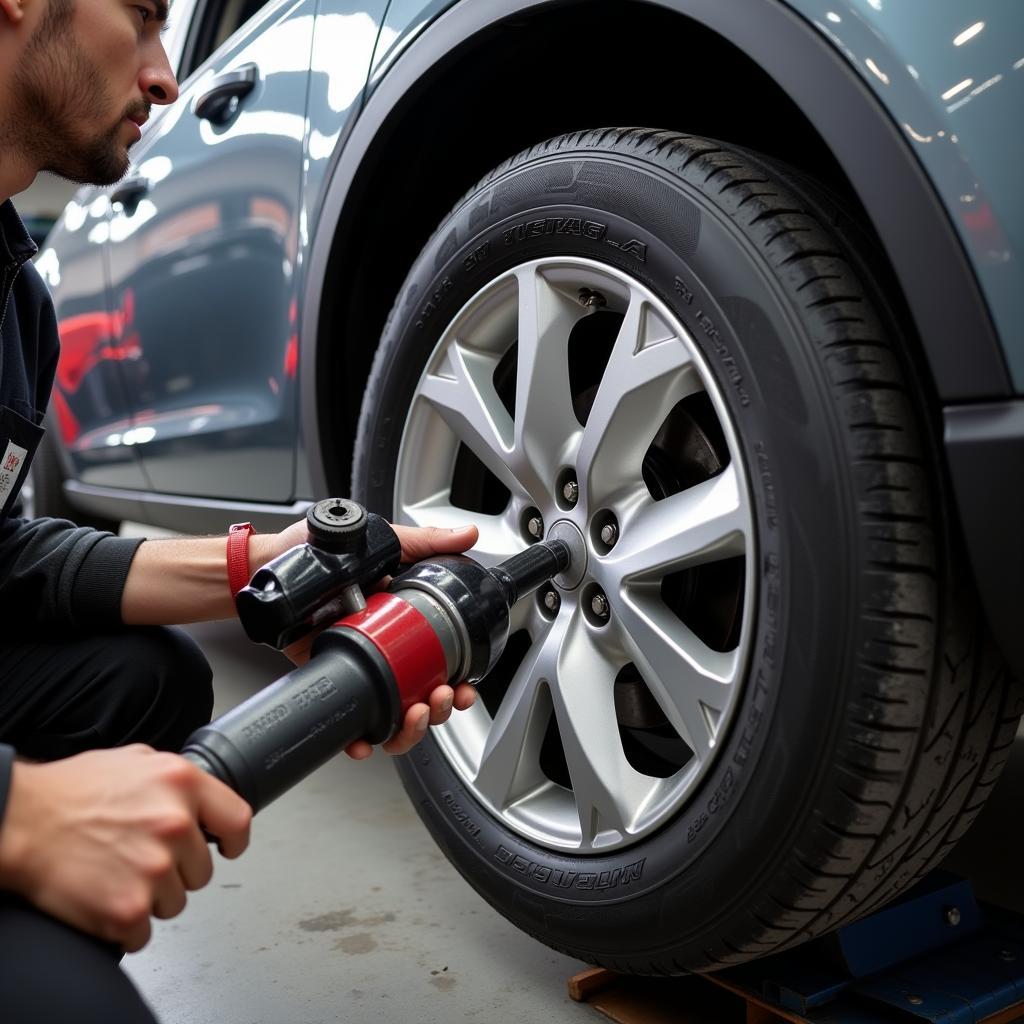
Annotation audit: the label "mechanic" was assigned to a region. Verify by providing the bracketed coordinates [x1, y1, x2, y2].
[0, 0, 479, 1019]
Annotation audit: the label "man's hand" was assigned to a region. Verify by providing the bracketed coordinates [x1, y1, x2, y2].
[346, 681, 479, 760]
[264, 518, 479, 573]
[0, 746, 252, 952]
[269, 517, 480, 760]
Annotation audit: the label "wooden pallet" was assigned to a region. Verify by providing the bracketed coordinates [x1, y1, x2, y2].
[569, 967, 807, 1024]
[568, 967, 1024, 1024]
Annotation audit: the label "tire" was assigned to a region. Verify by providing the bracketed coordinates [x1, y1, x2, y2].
[351, 129, 1020, 973]
[30, 430, 120, 533]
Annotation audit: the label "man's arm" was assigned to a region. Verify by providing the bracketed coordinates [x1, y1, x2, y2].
[0, 518, 480, 950]
[120, 520, 480, 626]
[120, 518, 481, 757]
[118, 530, 285, 626]
[0, 515, 142, 629]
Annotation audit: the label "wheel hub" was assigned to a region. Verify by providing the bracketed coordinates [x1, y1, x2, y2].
[547, 520, 588, 590]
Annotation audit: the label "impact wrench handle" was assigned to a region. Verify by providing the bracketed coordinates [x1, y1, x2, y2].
[180, 538, 570, 814]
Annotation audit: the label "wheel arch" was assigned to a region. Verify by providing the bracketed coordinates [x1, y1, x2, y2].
[300, 0, 1009, 496]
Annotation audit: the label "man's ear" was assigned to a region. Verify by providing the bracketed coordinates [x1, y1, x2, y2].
[0, 0, 26, 25]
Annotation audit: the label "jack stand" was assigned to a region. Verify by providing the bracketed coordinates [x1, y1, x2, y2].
[568, 872, 1024, 1023]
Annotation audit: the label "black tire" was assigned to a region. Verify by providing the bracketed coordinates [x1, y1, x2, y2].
[30, 430, 120, 533]
[352, 129, 1020, 973]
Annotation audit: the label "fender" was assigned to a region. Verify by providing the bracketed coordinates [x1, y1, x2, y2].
[299, 0, 1010, 495]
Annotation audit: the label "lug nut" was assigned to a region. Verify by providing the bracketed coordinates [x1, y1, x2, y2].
[562, 480, 579, 506]
[945, 906, 961, 927]
[591, 593, 610, 619]
[578, 288, 607, 308]
[543, 590, 560, 614]
[599, 522, 618, 547]
[527, 516, 543, 539]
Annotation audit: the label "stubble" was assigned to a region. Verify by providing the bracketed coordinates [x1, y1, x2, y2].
[9, 0, 138, 186]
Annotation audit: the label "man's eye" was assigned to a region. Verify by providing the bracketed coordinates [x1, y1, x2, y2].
[134, 5, 151, 23]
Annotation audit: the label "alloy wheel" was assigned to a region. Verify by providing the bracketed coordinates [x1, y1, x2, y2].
[395, 257, 755, 853]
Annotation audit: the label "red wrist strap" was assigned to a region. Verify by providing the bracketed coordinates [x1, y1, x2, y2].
[227, 522, 256, 597]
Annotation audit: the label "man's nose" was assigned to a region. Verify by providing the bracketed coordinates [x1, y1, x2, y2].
[140, 48, 180, 106]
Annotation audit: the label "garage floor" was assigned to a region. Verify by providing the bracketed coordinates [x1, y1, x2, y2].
[122, 617, 590, 1024]
[116, 531, 1024, 1024]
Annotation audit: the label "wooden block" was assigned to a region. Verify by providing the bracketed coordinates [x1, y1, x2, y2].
[705, 972, 807, 1023]
[569, 968, 620, 1002]
[745, 1003, 788, 1024]
[982, 1001, 1024, 1024]
[568, 971, 750, 1023]
[569, 966, 1024, 1023]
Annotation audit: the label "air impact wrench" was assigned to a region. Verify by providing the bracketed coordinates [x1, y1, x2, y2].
[180, 498, 570, 814]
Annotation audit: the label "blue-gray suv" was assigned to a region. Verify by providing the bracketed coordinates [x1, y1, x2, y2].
[37, 0, 1024, 974]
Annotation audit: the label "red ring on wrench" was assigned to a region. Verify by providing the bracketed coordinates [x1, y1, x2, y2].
[339, 592, 449, 713]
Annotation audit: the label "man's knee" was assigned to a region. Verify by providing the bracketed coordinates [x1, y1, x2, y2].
[92, 626, 214, 750]
[7, 626, 214, 760]
[0, 898, 159, 1024]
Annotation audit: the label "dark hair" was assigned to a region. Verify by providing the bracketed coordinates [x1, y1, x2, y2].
[31, 0, 74, 44]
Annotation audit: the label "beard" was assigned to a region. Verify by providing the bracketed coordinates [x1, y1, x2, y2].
[9, 2, 147, 186]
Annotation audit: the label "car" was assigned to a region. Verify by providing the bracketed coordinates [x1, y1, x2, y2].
[36, 0, 1024, 975]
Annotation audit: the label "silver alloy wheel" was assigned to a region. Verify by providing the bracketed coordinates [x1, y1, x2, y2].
[395, 257, 755, 853]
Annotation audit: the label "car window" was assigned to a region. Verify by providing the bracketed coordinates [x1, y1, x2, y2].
[180, 0, 273, 78]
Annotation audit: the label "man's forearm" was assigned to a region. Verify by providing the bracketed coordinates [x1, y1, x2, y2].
[120, 533, 279, 625]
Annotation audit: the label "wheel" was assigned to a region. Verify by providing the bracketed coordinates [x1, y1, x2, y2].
[30, 429, 120, 532]
[352, 129, 1020, 973]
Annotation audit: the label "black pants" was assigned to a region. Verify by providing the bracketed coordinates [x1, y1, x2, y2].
[0, 625, 213, 1024]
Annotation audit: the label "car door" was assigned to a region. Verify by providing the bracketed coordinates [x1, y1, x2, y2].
[104, 0, 316, 502]
[36, 192, 151, 492]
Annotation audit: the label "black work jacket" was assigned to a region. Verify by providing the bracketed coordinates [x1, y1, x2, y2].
[0, 198, 143, 830]
[0, 199, 141, 626]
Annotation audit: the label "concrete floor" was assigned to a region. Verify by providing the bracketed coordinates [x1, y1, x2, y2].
[114, 528, 1024, 1023]
[122, 618, 591, 1024]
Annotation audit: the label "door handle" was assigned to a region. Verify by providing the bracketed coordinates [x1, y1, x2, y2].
[193, 63, 258, 125]
[110, 176, 150, 213]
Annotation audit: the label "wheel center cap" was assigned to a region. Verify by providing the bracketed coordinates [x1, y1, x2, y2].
[548, 520, 587, 590]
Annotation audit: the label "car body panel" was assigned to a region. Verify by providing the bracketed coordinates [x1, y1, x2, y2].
[368, 0, 448, 83]
[293, 0, 389, 499]
[302, 0, 389, 229]
[786, 0, 1024, 392]
[34, 0, 204, 492]
[37, 194, 150, 491]
[101, 0, 315, 503]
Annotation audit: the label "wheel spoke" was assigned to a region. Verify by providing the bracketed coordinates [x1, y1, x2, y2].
[418, 341, 522, 497]
[552, 613, 658, 844]
[603, 466, 748, 583]
[577, 294, 701, 507]
[611, 591, 738, 763]
[512, 266, 586, 498]
[473, 618, 563, 810]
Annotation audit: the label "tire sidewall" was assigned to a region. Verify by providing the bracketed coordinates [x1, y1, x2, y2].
[354, 149, 857, 957]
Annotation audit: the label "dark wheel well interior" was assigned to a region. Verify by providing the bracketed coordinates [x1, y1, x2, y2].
[315, 0, 918, 493]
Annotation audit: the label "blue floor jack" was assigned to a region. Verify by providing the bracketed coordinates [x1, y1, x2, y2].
[568, 872, 1024, 1023]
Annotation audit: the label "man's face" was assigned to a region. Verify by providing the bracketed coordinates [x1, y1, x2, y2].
[9, 0, 177, 186]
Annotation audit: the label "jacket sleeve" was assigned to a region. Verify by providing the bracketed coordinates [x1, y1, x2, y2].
[0, 515, 143, 630]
